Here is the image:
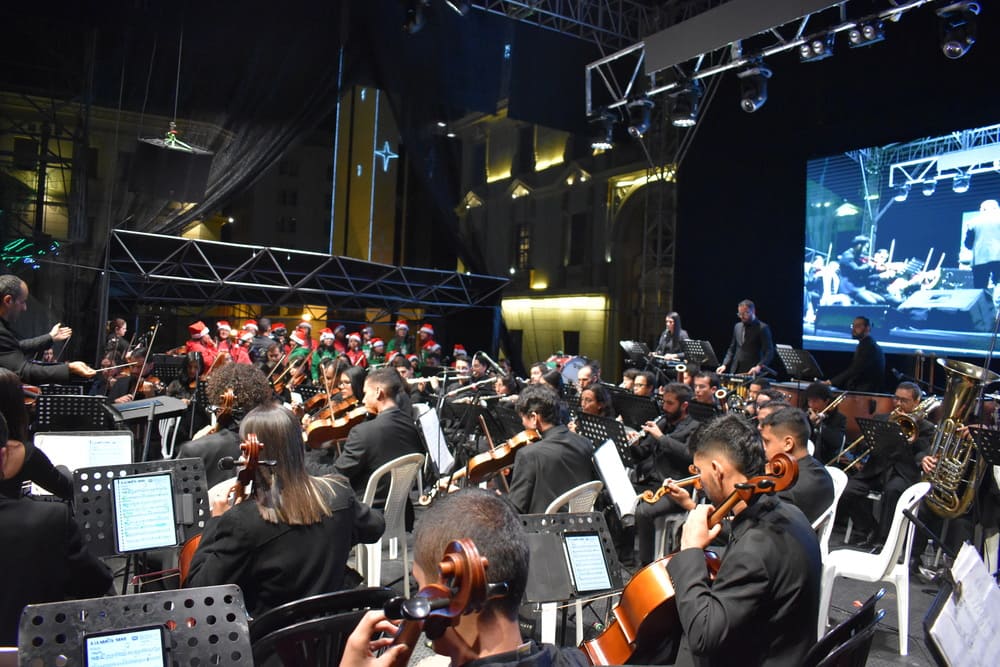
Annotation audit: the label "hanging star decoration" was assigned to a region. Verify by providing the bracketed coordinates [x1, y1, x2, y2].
[374, 141, 399, 172]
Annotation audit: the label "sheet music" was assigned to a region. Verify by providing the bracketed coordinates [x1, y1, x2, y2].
[564, 533, 612, 593]
[593, 439, 637, 520]
[32, 432, 133, 495]
[113, 474, 178, 552]
[86, 627, 166, 667]
[928, 543, 1000, 663]
[416, 404, 454, 474]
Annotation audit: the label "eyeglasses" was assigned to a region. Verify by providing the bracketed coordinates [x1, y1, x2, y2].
[339, 380, 352, 386]
[633, 382, 648, 388]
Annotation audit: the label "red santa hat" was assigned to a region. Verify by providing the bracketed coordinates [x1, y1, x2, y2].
[423, 341, 441, 352]
[319, 328, 335, 341]
[242, 319, 258, 332]
[386, 351, 401, 362]
[239, 331, 254, 343]
[188, 321, 209, 339]
[453, 344, 468, 357]
[348, 332, 362, 342]
[290, 330, 308, 347]
[297, 320, 312, 331]
[406, 354, 419, 363]
[371, 337, 385, 348]
[419, 323, 434, 336]
[216, 321, 231, 332]
[395, 319, 409, 332]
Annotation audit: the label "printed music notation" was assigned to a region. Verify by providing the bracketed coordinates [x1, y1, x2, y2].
[564, 533, 612, 593]
[85, 627, 167, 667]
[113, 474, 177, 553]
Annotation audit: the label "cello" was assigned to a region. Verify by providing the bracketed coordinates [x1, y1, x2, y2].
[580, 452, 799, 666]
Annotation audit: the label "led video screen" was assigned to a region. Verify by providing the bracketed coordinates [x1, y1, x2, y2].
[804, 122, 1000, 357]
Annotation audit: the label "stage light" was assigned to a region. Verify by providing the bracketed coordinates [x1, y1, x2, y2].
[922, 180, 937, 196]
[589, 109, 616, 150]
[953, 171, 971, 193]
[736, 62, 771, 113]
[848, 20, 885, 48]
[404, 0, 428, 34]
[799, 33, 835, 62]
[669, 80, 703, 128]
[937, 1, 980, 59]
[893, 182, 911, 202]
[626, 97, 655, 138]
[444, 0, 471, 15]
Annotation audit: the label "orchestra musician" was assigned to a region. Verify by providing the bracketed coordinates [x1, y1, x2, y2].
[0, 274, 96, 384]
[184, 403, 385, 617]
[506, 384, 596, 515]
[759, 407, 834, 523]
[804, 382, 847, 463]
[826, 316, 885, 393]
[105, 318, 129, 364]
[176, 363, 273, 488]
[339, 488, 589, 667]
[107, 348, 158, 403]
[575, 362, 600, 396]
[88, 354, 118, 396]
[184, 320, 218, 370]
[631, 370, 655, 397]
[717, 299, 775, 376]
[744, 377, 770, 418]
[619, 367, 638, 391]
[0, 412, 113, 646]
[654, 310, 689, 358]
[689, 371, 722, 422]
[667, 414, 821, 665]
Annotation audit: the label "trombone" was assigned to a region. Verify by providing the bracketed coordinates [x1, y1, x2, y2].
[826, 434, 869, 472]
[808, 391, 848, 422]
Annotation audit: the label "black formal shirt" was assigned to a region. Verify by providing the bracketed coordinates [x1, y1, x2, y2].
[721, 319, 775, 374]
[830, 335, 885, 393]
[777, 455, 834, 524]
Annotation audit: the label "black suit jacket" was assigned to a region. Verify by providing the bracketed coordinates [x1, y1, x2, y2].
[0, 317, 70, 384]
[830, 335, 885, 393]
[666, 495, 821, 667]
[0, 496, 112, 644]
[811, 410, 847, 465]
[778, 455, 835, 524]
[177, 426, 242, 489]
[332, 406, 424, 507]
[630, 414, 699, 487]
[507, 424, 596, 514]
[721, 319, 775, 374]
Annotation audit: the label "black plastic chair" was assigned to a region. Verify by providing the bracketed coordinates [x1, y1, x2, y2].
[816, 609, 886, 667]
[803, 588, 885, 667]
[249, 587, 396, 666]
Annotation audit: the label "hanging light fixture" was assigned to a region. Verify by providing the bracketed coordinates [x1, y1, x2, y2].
[736, 61, 772, 113]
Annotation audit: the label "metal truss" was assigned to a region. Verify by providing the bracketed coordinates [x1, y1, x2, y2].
[107, 231, 509, 320]
[585, 0, 935, 114]
[879, 123, 1000, 187]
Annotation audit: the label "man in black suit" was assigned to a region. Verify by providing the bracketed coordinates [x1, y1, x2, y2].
[507, 384, 596, 514]
[828, 316, 885, 393]
[716, 299, 775, 376]
[667, 414, 821, 666]
[804, 382, 848, 464]
[332, 368, 424, 508]
[759, 407, 835, 524]
[0, 274, 95, 384]
[0, 413, 113, 645]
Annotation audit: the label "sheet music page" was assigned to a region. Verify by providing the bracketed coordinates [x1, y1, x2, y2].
[928, 542, 1000, 663]
[113, 474, 178, 552]
[593, 439, 637, 519]
[32, 433, 133, 495]
[417, 404, 454, 474]
[564, 533, 612, 592]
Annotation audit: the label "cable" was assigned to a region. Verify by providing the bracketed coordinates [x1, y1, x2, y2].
[173, 28, 184, 124]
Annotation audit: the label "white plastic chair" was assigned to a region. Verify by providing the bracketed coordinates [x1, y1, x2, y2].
[812, 466, 849, 561]
[158, 415, 182, 459]
[355, 452, 424, 596]
[817, 481, 930, 655]
[543, 480, 603, 514]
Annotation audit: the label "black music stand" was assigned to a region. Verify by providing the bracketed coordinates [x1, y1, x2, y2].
[296, 384, 323, 401]
[686, 401, 721, 423]
[490, 403, 524, 440]
[18, 585, 251, 667]
[39, 383, 83, 395]
[608, 390, 660, 430]
[151, 353, 185, 383]
[681, 339, 720, 369]
[969, 427, 1000, 466]
[574, 413, 633, 466]
[196, 378, 210, 412]
[34, 394, 109, 432]
[619, 340, 651, 367]
[775, 345, 824, 380]
[855, 417, 907, 461]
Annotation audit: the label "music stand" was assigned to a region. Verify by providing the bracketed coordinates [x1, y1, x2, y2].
[151, 353, 185, 383]
[681, 339, 720, 369]
[521, 512, 622, 603]
[608, 390, 660, 430]
[39, 383, 83, 395]
[855, 417, 907, 460]
[18, 585, 251, 667]
[296, 384, 323, 401]
[574, 413, 633, 466]
[34, 394, 109, 432]
[775, 344, 824, 380]
[969, 427, 1000, 466]
[619, 340, 650, 367]
[686, 401, 721, 423]
[196, 379, 210, 413]
[491, 403, 524, 440]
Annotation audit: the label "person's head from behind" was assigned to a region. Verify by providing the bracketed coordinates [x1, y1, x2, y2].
[516, 384, 559, 430]
[690, 414, 766, 506]
[413, 488, 528, 652]
[206, 362, 272, 416]
[540, 368, 563, 394]
[759, 407, 810, 460]
[755, 400, 792, 426]
[364, 367, 403, 414]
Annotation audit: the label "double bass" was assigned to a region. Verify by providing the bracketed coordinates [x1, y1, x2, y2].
[581, 452, 799, 665]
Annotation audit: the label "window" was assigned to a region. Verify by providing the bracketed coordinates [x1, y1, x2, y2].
[515, 223, 531, 270]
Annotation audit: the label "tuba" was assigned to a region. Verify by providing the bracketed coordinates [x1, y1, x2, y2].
[923, 358, 999, 519]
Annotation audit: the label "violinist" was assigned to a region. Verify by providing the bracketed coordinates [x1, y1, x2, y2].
[759, 407, 834, 524]
[185, 403, 384, 617]
[287, 328, 313, 386]
[667, 414, 821, 666]
[0, 274, 96, 384]
[165, 352, 206, 438]
[177, 363, 273, 488]
[836, 236, 886, 305]
[105, 318, 129, 364]
[256, 341, 284, 378]
[340, 488, 589, 667]
[184, 320, 218, 370]
[88, 355, 118, 397]
[108, 348, 158, 403]
[506, 384, 595, 515]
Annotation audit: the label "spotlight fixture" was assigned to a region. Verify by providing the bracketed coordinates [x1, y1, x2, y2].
[589, 109, 616, 150]
[669, 80, 703, 128]
[444, 0, 471, 15]
[893, 182, 911, 202]
[626, 97, 655, 138]
[848, 20, 886, 48]
[798, 33, 835, 62]
[937, 1, 980, 59]
[404, 0, 429, 34]
[922, 179, 937, 196]
[736, 62, 772, 113]
[953, 171, 971, 193]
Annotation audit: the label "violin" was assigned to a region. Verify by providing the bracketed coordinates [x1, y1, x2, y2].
[305, 400, 368, 449]
[22, 384, 41, 408]
[464, 429, 540, 484]
[638, 469, 700, 504]
[382, 538, 507, 666]
[205, 388, 236, 436]
[581, 453, 799, 665]
[179, 433, 273, 583]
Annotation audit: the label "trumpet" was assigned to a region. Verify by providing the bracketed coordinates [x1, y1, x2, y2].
[808, 392, 848, 422]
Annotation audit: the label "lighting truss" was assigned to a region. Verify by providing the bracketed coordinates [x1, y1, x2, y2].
[862, 123, 1000, 189]
[106, 230, 508, 320]
[585, 0, 936, 115]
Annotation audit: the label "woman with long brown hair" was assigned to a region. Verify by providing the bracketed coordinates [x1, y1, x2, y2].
[185, 403, 384, 616]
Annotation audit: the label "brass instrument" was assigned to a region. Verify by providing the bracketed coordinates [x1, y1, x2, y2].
[715, 387, 748, 414]
[826, 433, 868, 470]
[890, 396, 940, 443]
[674, 363, 686, 375]
[808, 391, 848, 421]
[923, 358, 999, 519]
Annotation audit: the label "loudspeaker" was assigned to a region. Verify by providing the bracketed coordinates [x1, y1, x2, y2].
[128, 138, 213, 202]
[814, 304, 890, 332]
[897, 289, 996, 332]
